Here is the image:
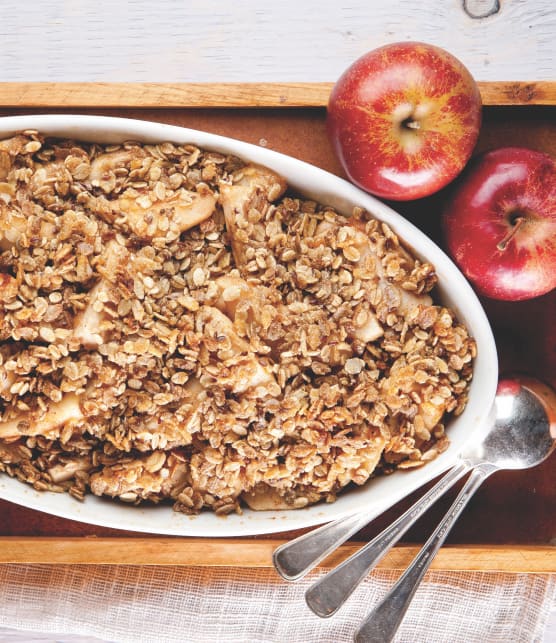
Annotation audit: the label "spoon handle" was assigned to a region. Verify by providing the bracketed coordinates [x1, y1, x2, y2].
[273, 509, 379, 581]
[354, 464, 496, 643]
[305, 460, 470, 617]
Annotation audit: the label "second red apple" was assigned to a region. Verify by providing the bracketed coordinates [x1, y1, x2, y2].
[442, 147, 556, 301]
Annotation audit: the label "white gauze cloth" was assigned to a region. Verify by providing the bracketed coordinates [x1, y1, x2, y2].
[0, 565, 554, 643]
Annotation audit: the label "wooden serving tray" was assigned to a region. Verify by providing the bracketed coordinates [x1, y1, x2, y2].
[0, 83, 554, 570]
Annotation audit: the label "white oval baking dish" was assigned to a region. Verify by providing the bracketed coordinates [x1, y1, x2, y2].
[0, 114, 497, 536]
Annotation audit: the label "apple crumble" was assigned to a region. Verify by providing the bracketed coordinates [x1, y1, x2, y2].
[0, 131, 475, 514]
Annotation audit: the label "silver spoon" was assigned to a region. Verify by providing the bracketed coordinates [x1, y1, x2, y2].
[354, 376, 556, 643]
[305, 379, 556, 618]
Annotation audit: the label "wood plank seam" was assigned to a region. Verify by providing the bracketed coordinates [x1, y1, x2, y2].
[0, 82, 554, 108]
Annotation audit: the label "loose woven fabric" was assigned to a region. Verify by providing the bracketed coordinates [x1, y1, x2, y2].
[0, 565, 553, 643]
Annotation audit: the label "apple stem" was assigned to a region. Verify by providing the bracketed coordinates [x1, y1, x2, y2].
[497, 216, 525, 251]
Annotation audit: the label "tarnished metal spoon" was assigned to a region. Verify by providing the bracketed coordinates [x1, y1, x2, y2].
[353, 376, 556, 643]
[306, 375, 556, 618]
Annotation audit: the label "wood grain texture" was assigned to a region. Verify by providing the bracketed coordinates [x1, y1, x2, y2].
[0, 82, 554, 107]
[0, 538, 554, 572]
[0, 0, 554, 82]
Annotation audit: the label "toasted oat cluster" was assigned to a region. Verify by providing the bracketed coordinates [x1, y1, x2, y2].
[0, 131, 475, 515]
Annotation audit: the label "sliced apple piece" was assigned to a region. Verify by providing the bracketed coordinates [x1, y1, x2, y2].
[72, 240, 130, 349]
[188, 448, 246, 502]
[350, 303, 384, 343]
[90, 452, 165, 500]
[179, 375, 204, 437]
[47, 456, 91, 483]
[0, 198, 57, 251]
[244, 426, 386, 511]
[314, 219, 385, 342]
[0, 439, 27, 464]
[198, 306, 277, 394]
[221, 355, 276, 395]
[419, 400, 446, 432]
[130, 377, 204, 450]
[0, 345, 16, 397]
[242, 484, 293, 511]
[161, 455, 189, 496]
[317, 218, 431, 319]
[0, 393, 84, 440]
[90, 451, 187, 502]
[131, 416, 195, 451]
[29, 161, 72, 195]
[118, 187, 216, 239]
[211, 275, 276, 329]
[97, 237, 132, 278]
[213, 275, 256, 319]
[350, 432, 386, 481]
[219, 164, 287, 267]
[71, 280, 109, 349]
[198, 305, 250, 354]
[89, 148, 147, 187]
[349, 220, 432, 316]
[381, 360, 447, 431]
[0, 207, 24, 251]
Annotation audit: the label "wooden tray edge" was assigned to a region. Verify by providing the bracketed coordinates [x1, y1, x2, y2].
[0, 81, 554, 108]
[0, 538, 554, 572]
[0, 95, 552, 575]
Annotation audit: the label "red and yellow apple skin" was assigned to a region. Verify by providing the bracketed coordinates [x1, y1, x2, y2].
[327, 42, 482, 201]
[443, 147, 556, 301]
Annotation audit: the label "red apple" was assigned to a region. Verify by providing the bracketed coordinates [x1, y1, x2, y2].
[443, 147, 556, 301]
[327, 42, 482, 200]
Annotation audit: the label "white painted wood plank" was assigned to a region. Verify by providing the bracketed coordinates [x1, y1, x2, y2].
[0, 0, 553, 82]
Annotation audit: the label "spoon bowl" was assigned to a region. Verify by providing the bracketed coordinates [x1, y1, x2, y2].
[467, 377, 556, 469]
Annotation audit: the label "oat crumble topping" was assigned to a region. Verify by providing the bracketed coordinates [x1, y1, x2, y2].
[0, 131, 475, 514]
